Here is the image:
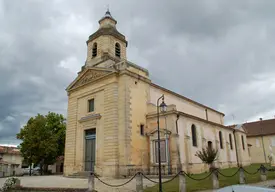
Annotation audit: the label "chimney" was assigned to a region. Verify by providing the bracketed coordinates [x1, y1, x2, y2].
[259, 118, 263, 121]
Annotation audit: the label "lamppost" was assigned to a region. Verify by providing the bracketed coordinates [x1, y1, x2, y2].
[157, 94, 167, 192]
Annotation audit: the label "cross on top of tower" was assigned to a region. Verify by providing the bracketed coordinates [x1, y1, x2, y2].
[106, 4, 110, 14]
[105, 5, 111, 17]
[98, 6, 117, 25]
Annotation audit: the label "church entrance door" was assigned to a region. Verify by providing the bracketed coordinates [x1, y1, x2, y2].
[85, 129, 96, 172]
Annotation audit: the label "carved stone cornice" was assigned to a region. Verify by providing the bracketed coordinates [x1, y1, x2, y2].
[86, 27, 128, 46]
[74, 71, 108, 88]
[146, 128, 171, 136]
[66, 68, 115, 92]
[78, 113, 101, 123]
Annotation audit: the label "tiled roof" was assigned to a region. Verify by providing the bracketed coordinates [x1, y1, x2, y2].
[56, 156, 64, 161]
[227, 125, 237, 129]
[87, 27, 127, 45]
[243, 118, 275, 137]
[0, 160, 20, 165]
[0, 146, 21, 155]
[0, 160, 9, 165]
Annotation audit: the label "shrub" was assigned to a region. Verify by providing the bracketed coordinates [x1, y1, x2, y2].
[0, 177, 20, 192]
[195, 146, 219, 170]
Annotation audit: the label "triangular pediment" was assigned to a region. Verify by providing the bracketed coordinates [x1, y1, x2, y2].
[147, 128, 171, 136]
[233, 124, 247, 133]
[66, 67, 115, 91]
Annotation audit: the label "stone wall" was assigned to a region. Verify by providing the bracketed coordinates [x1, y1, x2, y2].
[86, 35, 127, 65]
[64, 73, 119, 177]
[247, 135, 275, 164]
[64, 60, 251, 178]
[149, 85, 224, 125]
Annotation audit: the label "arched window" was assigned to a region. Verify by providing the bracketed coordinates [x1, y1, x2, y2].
[219, 131, 223, 149]
[92, 43, 97, 57]
[229, 134, 233, 150]
[191, 124, 197, 147]
[241, 135, 245, 150]
[115, 43, 121, 58]
[207, 141, 213, 150]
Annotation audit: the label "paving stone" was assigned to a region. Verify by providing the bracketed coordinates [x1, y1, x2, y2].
[0, 175, 165, 192]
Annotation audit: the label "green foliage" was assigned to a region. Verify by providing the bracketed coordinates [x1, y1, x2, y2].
[0, 177, 20, 192]
[195, 146, 219, 165]
[46, 112, 66, 157]
[16, 112, 66, 174]
[145, 164, 273, 192]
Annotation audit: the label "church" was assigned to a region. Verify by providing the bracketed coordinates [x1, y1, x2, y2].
[64, 10, 251, 178]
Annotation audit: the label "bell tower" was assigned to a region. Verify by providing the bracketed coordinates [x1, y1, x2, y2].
[85, 9, 128, 67]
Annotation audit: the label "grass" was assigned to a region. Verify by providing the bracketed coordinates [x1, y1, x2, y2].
[144, 164, 275, 192]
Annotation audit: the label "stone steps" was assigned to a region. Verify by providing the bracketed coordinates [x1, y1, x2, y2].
[67, 171, 92, 178]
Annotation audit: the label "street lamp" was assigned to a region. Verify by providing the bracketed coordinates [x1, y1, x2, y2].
[157, 94, 167, 192]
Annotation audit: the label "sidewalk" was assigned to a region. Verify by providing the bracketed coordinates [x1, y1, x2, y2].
[0, 175, 168, 192]
[1, 175, 275, 192]
[200, 179, 275, 192]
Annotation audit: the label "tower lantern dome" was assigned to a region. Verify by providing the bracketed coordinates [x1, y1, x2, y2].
[98, 8, 117, 28]
[85, 9, 128, 66]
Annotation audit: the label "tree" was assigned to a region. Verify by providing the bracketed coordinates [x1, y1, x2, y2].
[16, 115, 45, 175]
[17, 112, 66, 175]
[195, 146, 218, 171]
[45, 112, 66, 157]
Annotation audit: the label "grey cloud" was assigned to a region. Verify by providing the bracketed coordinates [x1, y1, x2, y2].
[114, 0, 275, 124]
[1, 0, 275, 144]
[0, 0, 82, 144]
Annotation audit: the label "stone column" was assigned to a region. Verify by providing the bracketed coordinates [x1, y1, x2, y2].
[15, 179, 20, 187]
[136, 172, 143, 192]
[239, 168, 245, 184]
[184, 136, 191, 172]
[7, 164, 11, 177]
[226, 143, 231, 167]
[212, 169, 219, 189]
[179, 172, 186, 192]
[87, 172, 95, 192]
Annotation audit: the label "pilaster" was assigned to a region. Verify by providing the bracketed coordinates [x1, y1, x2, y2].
[64, 96, 78, 175]
[185, 135, 191, 172]
[102, 83, 119, 176]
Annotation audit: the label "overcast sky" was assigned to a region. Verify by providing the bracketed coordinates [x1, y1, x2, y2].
[1, 0, 275, 145]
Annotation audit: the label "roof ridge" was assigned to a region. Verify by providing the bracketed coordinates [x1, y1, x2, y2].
[244, 118, 275, 125]
[150, 83, 224, 116]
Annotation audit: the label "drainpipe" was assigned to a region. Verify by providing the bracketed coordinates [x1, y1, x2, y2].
[260, 118, 267, 164]
[233, 129, 239, 167]
[175, 114, 182, 171]
[261, 135, 267, 164]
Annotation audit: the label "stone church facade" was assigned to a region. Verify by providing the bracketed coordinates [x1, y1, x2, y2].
[64, 10, 251, 178]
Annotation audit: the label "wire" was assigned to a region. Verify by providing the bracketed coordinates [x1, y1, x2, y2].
[218, 168, 241, 177]
[94, 173, 137, 187]
[182, 170, 214, 181]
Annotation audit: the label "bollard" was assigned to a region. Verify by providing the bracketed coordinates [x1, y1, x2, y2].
[179, 172, 186, 192]
[212, 169, 219, 189]
[87, 172, 95, 192]
[15, 179, 20, 187]
[136, 172, 143, 192]
[239, 168, 245, 184]
[260, 165, 267, 181]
